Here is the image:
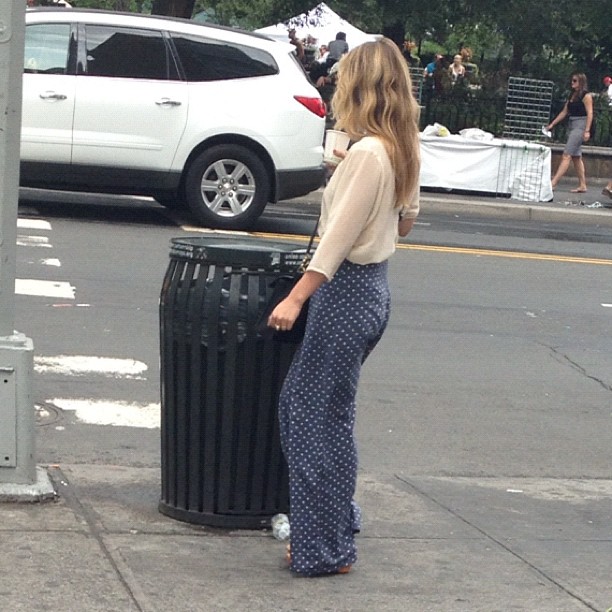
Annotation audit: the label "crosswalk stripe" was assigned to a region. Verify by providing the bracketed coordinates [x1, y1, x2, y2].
[40, 258, 61, 267]
[17, 235, 52, 247]
[35, 355, 147, 379]
[18, 219, 52, 230]
[49, 398, 160, 429]
[15, 279, 75, 299]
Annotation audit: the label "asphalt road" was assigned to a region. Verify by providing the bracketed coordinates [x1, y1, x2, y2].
[15, 188, 612, 482]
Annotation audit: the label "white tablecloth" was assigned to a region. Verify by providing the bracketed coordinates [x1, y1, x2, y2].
[419, 134, 553, 202]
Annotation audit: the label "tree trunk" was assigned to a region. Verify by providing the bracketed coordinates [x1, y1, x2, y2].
[381, 21, 405, 49]
[151, 0, 196, 19]
[511, 42, 524, 73]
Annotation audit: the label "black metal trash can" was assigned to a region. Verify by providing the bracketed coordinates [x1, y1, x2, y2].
[158, 236, 307, 529]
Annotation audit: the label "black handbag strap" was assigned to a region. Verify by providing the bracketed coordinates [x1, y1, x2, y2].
[306, 216, 319, 254]
[298, 216, 320, 273]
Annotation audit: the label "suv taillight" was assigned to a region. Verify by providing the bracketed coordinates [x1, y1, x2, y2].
[294, 95, 327, 118]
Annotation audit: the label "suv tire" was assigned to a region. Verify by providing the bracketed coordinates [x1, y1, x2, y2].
[185, 144, 270, 229]
[154, 194, 184, 209]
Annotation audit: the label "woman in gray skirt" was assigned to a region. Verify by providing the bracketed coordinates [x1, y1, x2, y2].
[547, 72, 593, 193]
[266, 38, 420, 576]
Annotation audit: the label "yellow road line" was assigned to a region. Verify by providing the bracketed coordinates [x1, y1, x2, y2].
[399, 243, 612, 265]
[250, 231, 612, 266]
[250, 231, 310, 241]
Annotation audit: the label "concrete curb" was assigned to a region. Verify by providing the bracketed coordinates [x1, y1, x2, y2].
[288, 186, 612, 227]
[421, 195, 612, 226]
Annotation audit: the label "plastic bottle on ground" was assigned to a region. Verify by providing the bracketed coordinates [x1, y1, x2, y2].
[271, 513, 290, 541]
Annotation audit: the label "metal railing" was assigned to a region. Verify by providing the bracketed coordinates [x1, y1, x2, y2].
[420, 90, 612, 147]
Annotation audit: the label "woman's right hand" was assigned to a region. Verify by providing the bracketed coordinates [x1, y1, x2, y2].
[325, 149, 347, 174]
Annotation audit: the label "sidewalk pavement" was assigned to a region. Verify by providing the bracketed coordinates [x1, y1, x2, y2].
[419, 179, 612, 227]
[2, 464, 611, 611]
[1, 182, 612, 612]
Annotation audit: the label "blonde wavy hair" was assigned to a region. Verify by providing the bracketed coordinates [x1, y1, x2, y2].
[331, 38, 421, 207]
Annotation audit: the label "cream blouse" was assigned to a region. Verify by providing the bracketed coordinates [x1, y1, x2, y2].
[308, 136, 419, 280]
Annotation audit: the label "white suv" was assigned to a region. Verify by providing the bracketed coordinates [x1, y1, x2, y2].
[22, 8, 326, 229]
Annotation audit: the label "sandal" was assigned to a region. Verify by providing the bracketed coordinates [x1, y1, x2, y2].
[601, 187, 612, 199]
[285, 544, 352, 575]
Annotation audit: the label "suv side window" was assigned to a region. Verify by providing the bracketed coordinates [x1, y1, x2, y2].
[171, 35, 278, 82]
[24, 23, 72, 74]
[83, 26, 177, 80]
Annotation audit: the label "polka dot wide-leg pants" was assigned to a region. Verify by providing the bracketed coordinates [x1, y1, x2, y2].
[278, 260, 391, 576]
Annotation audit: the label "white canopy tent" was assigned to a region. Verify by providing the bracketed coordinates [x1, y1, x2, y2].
[255, 3, 377, 49]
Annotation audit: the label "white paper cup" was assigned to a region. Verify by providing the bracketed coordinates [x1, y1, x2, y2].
[324, 130, 350, 165]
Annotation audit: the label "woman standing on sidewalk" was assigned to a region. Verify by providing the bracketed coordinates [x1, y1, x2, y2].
[266, 38, 421, 576]
[547, 72, 594, 193]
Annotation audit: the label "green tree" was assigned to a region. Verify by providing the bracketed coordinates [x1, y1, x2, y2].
[464, 0, 572, 72]
[73, 0, 152, 10]
[151, 0, 196, 17]
[558, 0, 612, 77]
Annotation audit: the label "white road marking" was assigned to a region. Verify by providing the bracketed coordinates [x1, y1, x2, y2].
[17, 235, 52, 247]
[50, 398, 160, 429]
[35, 355, 147, 379]
[40, 258, 61, 267]
[15, 279, 75, 299]
[602, 303, 612, 308]
[18, 219, 51, 230]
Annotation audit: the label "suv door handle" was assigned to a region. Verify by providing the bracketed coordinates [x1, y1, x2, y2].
[155, 98, 182, 107]
[39, 91, 67, 100]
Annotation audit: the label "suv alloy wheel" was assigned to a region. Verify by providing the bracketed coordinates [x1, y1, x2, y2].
[185, 145, 270, 230]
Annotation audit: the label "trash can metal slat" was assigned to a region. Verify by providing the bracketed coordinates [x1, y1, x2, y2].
[187, 262, 206, 514]
[202, 266, 224, 516]
[174, 260, 196, 511]
[160, 259, 181, 508]
[217, 271, 241, 515]
[232, 273, 263, 511]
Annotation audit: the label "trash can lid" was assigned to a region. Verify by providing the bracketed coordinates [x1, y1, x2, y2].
[169, 235, 311, 270]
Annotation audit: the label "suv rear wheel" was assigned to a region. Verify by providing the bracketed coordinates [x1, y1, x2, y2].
[184, 144, 270, 229]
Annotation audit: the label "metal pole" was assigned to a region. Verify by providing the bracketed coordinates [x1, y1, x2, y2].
[0, 0, 23, 335]
[0, 0, 39, 490]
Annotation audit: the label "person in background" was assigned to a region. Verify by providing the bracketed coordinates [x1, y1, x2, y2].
[448, 54, 465, 84]
[460, 46, 478, 81]
[326, 31, 349, 70]
[315, 52, 344, 88]
[267, 37, 421, 577]
[423, 53, 444, 95]
[546, 72, 593, 193]
[423, 53, 443, 80]
[402, 40, 420, 67]
[603, 76, 612, 106]
[288, 28, 305, 63]
[309, 44, 330, 82]
[303, 34, 318, 68]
